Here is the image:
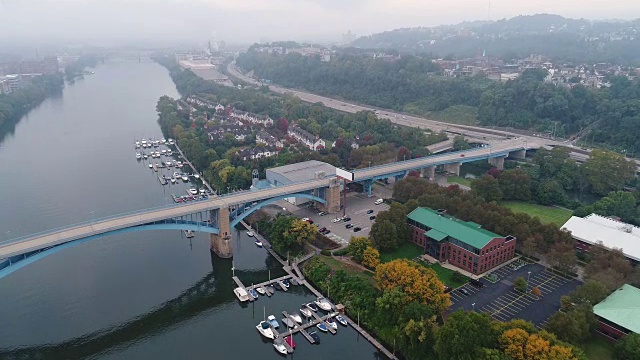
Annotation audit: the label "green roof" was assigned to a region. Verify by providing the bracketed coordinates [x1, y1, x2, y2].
[593, 284, 640, 334]
[407, 207, 501, 249]
[425, 229, 447, 241]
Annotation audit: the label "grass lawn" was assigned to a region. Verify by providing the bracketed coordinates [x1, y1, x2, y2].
[419, 261, 469, 288]
[500, 201, 573, 226]
[380, 243, 424, 263]
[582, 336, 615, 360]
[316, 255, 375, 284]
[427, 105, 479, 126]
[447, 176, 472, 187]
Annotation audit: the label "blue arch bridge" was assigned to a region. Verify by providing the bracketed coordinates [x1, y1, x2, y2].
[0, 140, 528, 279]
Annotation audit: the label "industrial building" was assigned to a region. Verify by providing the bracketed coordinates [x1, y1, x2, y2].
[593, 284, 640, 340]
[407, 207, 516, 275]
[266, 160, 336, 206]
[561, 214, 640, 265]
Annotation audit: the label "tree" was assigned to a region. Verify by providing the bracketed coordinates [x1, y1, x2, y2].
[583, 149, 636, 196]
[615, 333, 640, 360]
[471, 175, 503, 202]
[286, 219, 318, 245]
[436, 310, 493, 360]
[362, 246, 381, 269]
[531, 287, 542, 297]
[547, 241, 577, 274]
[499, 328, 530, 360]
[536, 179, 567, 206]
[276, 117, 289, 133]
[499, 169, 532, 201]
[544, 304, 596, 345]
[375, 259, 450, 312]
[514, 277, 527, 292]
[347, 236, 374, 263]
[569, 280, 609, 305]
[591, 191, 638, 223]
[524, 334, 551, 360]
[397, 146, 411, 161]
[370, 219, 398, 251]
[453, 135, 471, 151]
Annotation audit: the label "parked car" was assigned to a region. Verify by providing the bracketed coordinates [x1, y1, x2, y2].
[324, 229, 331, 234]
[345, 224, 354, 229]
[374, 199, 384, 205]
[366, 210, 374, 214]
[319, 227, 327, 233]
[317, 212, 326, 216]
[302, 218, 309, 221]
[353, 227, 362, 232]
[470, 279, 485, 288]
[369, 215, 376, 220]
[458, 288, 469, 295]
[331, 217, 342, 223]
[306, 219, 314, 224]
[343, 217, 351, 222]
[444, 285, 452, 293]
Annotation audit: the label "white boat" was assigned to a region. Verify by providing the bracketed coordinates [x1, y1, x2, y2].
[148, 164, 153, 169]
[306, 302, 318, 312]
[233, 287, 250, 302]
[290, 312, 303, 324]
[336, 314, 348, 326]
[173, 172, 181, 179]
[136, 153, 142, 160]
[300, 306, 312, 318]
[170, 178, 176, 184]
[181, 174, 189, 182]
[273, 338, 288, 355]
[167, 150, 173, 156]
[199, 188, 206, 195]
[161, 138, 166, 143]
[282, 317, 295, 328]
[314, 297, 332, 311]
[326, 317, 338, 330]
[194, 173, 200, 179]
[135, 141, 140, 148]
[161, 149, 167, 155]
[316, 322, 328, 332]
[255, 239, 263, 247]
[246, 231, 254, 237]
[189, 187, 198, 195]
[256, 321, 275, 339]
[143, 154, 148, 159]
[256, 287, 266, 295]
[184, 230, 194, 238]
[267, 315, 279, 329]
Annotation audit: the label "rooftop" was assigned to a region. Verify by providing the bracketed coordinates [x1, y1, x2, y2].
[408, 207, 502, 250]
[266, 160, 335, 184]
[593, 284, 640, 334]
[561, 214, 640, 262]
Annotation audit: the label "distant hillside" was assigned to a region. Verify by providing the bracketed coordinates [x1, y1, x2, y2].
[353, 14, 640, 64]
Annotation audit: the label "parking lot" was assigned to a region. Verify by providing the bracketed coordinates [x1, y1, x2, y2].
[293, 193, 390, 245]
[449, 262, 581, 328]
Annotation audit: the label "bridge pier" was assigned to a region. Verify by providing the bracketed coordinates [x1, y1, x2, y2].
[210, 207, 232, 258]
[509, 149, 526, 160]
[320, 178, 341, 213]
[444, 162, 461, 176]
[488, 156, 506, 170]
[363, 180, 374, 197]
[420, 167, 435, 181]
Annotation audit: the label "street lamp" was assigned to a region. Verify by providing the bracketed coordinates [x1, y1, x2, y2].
[472, 302, 476, 312]
[527, 271, 532, 293]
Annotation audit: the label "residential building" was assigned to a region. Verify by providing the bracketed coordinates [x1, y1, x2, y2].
[207, 124, 251, 142]
[4, 75, 20, 92]
[561, 214, 640, 265]
[593, 284, 640, 340]
[256, 131, 284, 149]
[236, 146, 279, 161]
[288, 125, 325, 151]
[407, 207, 517, 275]
[0, 78, 10, 94]
[229, 109, 274, 126]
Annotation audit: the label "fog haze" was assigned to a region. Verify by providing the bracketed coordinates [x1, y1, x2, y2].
[1, 0, 639, 46]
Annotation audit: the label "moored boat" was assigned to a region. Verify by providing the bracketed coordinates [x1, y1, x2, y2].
[281, 317, 295, 328]
[189, 187, 198, 195]
[256, 287, 266, 295]
[256, 321, 274, 339]
[249, 288, 259, 299]
[267, 315, 279, 329]
[148, 164, 153, 169]
[255, 239, 263, 247]
[336, 314, 348, 326]
[306, 302, 318, 312]
[314, 297, 332, 311]
[326, 317, 338, 330]
[282, 279, 290, 288]
[300, 306, 312, 318]
[233, 287, 250, 302]
[181, 174, 189, 182]
[273, 337, 288, 355]
[246, 231, 254, 237]
[290, 312, 302, 324]
[170, 178, 176, 184]
[285, 335, 296, 349]
[309, 331, 321, 344]
[316, 322, 328, 332]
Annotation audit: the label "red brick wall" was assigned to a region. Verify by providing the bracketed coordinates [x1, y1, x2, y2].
[598, 320, 627, 340]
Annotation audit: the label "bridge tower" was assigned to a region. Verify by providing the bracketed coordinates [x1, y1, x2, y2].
[488, 156, 505, 170]
[320, 178, 341, 213]
[210, 207, 233, 258]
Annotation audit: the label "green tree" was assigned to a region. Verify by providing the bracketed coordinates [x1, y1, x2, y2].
[544, 304, 596, 345]
[370, 219, 398, 251]
[499, 169, 532, 201]
[436, 310, 493, 360]
[471, 175, 503, 202]
[615, 333, 640, 360]
[453, 135, 471, 151]
[514, 276, 527, 292]
[536, 179, 567, 206]
[569, 280, 609, 305]
[347, 236, 374, 263]
[583, 150, 636, 196]
[591, 191, 638, 223]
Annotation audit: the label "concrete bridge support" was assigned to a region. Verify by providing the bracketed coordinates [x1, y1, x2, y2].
[488, 156, 506, 170]
[210, 207, 232, 258]
[320, 178, 341, 213]
[509, 149, 527, 160]
[420, 167, 436, 181]
[444, 163, 461, 176]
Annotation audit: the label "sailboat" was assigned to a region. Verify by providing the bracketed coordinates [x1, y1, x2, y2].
[256, 307, 275, 339]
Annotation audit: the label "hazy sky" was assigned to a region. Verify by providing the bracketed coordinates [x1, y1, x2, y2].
[1, 0, 639, 46]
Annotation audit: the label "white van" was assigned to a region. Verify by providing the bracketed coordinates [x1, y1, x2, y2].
[374, 198, 384, 205]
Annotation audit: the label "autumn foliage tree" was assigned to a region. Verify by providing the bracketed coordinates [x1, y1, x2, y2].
[362, 246, 381, 269]
[375, 259, 450, 313]
[347, 236, 374, 263]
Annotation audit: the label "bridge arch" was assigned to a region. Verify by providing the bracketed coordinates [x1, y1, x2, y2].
[229, 193, 326, 228]
[0, 220, 219, 280]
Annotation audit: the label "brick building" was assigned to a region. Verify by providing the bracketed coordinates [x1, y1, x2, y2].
[407, 207, 516, 275]
[593, 284, 640, 340]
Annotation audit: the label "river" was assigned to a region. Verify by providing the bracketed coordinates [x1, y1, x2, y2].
[0, 59, 385, 359]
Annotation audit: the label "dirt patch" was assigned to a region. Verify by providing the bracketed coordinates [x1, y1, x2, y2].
[310, 234, 340, 250]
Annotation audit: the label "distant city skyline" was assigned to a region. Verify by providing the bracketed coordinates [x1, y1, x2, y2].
[0, 0, 639, 46]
